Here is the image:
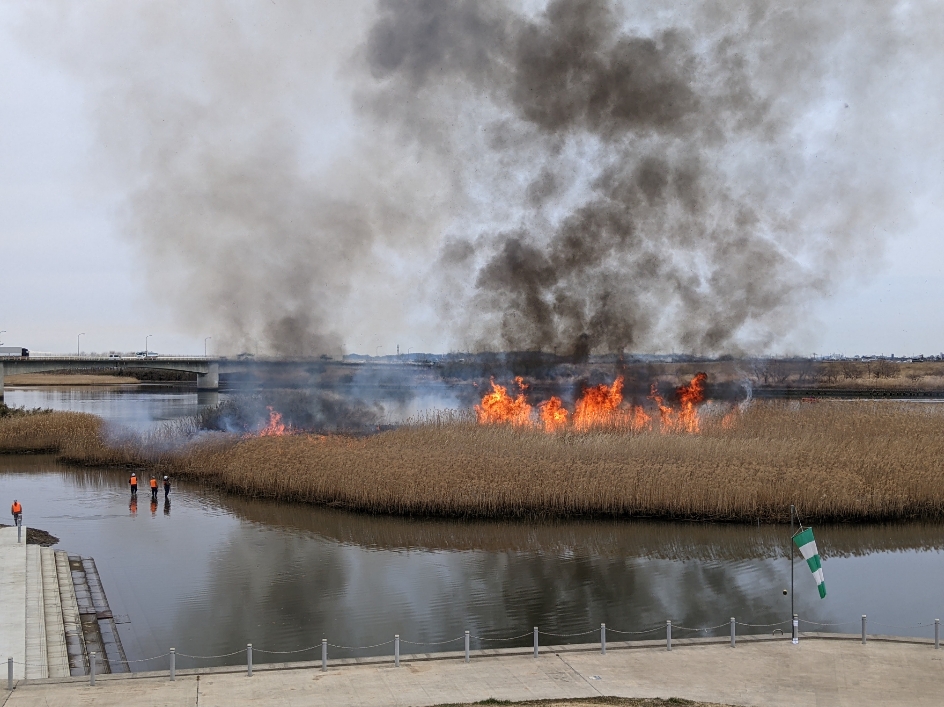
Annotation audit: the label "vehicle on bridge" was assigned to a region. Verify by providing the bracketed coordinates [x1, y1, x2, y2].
[135, 351, 159, 358]
[0, 347, 29, 358]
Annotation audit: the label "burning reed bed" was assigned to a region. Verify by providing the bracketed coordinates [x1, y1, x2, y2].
[2, 401, 944, 522]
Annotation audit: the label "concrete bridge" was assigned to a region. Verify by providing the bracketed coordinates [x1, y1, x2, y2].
[0, 357, 220, 399]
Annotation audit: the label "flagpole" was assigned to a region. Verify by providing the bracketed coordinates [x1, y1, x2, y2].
[790, 504, 795, 622]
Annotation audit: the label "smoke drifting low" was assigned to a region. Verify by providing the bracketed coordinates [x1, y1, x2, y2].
[26, 0, 943, 356]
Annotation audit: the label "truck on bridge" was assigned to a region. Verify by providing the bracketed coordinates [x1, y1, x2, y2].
[0, 347, 29, 358]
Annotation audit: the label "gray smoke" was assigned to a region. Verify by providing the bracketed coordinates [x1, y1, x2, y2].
[22, 0, 943, 356]
[364, 0, 926, 356]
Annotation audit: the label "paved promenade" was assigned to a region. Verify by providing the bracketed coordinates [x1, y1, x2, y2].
[2, 635, 941, 707]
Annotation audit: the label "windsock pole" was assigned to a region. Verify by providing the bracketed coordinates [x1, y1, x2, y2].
[790, 504, 795, 623]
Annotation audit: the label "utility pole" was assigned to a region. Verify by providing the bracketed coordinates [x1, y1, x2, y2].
[145, 334, 153, 355]
[78, 333, 85, 356]
[204, 337, 212, 357]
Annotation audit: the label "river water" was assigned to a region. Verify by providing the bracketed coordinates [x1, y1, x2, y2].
[1, 386, 943, 669]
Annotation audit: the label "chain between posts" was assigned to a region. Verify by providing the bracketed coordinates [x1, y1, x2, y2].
[399, 636, 465, 646]
[66, 614, 939, 676]
[326, 640, 395, 651]
[606, 625, 664, 635]
[670, 622, 732, 632]
[175, 649, 246, 660]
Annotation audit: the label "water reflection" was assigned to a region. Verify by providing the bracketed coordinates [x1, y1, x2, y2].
[1, 454, 942, 668]
[3, 386, 217, 430]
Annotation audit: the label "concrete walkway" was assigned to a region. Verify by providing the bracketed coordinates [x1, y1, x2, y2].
[2, 635, 941, 706]
[0, 527, 27, 680]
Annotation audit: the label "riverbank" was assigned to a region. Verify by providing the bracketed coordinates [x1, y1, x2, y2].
[2, 401, 944, 522]
[4, 635, 941, 707]
[0, 525, 59, 546]
[3, 374, 140, 386]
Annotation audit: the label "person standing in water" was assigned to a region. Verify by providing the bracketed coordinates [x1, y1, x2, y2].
[149, 476, 158, 502]
[129, 473, 138, 498]
[163, 475, 171, 500]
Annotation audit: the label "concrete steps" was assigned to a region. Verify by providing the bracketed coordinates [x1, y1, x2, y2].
[41, 548, 69, 678]
[24, 545, 47, 679]
[0, 528, 127, 681]
[55, 549, 87, 676]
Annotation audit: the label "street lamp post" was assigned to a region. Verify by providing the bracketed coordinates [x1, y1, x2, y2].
[145, 334, 153, 356]
[77, 333, 86, 357]
[204, 337, 212, 357]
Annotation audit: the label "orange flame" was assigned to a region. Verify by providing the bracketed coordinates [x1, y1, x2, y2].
[630, 406, 653, 432]
[474, 373, 706, 435]
[259, 406, 288, 436]
[648, 373, 707, 433]
[475, 378, 533, 427]
[647, 384, 676, 431]
[573, 376, 624, 431]
[539, 396, 569, 432]
[675, 372, 707, 433]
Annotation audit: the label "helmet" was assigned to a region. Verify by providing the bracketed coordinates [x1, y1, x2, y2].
[163, 476, 168, 480]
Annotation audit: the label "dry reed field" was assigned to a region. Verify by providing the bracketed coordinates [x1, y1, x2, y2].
[2, 401, 944, 522]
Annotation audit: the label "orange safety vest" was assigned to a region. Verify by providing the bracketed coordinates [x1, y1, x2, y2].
[130, 475, 137, 485]
[12, 502, 22, 514]
[150, 478, 157, 489]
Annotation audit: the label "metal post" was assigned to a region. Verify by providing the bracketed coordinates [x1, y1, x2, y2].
[394, 635, 400, 667]
[17, 519, 21, 544]
[7, 657, 11, 690]
[666, 620, 672, 651]
[247, 644, 252, 676]
[790, 504, 795, 627]
[935, 619, 940, 650]
[792, 614, 799, 644]
[464, 631, 470, 663]
[601, 623, 606, 655]
[533, 627, 539, 658]
[861, 615, 867, 644]
[322, 639, 327, 671]
[730, 617, 736, 647]
[170, 648, 175, 681]
[90, 651, 96, 686]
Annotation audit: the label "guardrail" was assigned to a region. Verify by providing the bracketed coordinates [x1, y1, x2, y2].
[9, 613, 938, 688]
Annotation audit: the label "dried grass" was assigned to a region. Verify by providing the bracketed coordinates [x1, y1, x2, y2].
[2, 401, 944, 522]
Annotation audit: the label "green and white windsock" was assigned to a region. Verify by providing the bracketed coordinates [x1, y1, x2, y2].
[793, 527, 826, 598]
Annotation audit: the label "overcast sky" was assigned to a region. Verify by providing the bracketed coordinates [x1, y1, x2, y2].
[2, 1, 943, 358]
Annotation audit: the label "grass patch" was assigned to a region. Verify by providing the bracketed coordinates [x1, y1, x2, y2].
[2, 401, 944, 522]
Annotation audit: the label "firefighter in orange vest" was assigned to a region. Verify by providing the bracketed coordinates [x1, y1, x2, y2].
[11, 500, 22, 526]
[149, 476, 158, 501]
[130, 473, 138, 498]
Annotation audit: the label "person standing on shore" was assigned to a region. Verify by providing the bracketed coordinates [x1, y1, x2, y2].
[11, 500, 22, 526]
[130, 473, 138, 498]
[163, 476, 171, 500]
[149, 476, 158, 502]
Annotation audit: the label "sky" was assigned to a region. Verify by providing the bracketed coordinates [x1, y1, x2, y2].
[2, 1, 943, 358]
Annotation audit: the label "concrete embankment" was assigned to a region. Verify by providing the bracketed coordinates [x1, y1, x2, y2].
[0, 527, 126, 682]
[2, 633, 942, 706]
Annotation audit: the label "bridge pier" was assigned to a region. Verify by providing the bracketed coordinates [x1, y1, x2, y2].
[196, 362, 219, 390]
[0, 362, 5, 401]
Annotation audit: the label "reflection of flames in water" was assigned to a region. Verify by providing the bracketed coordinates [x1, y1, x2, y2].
[258, 406, 288, 436]
[477, 373, 729, 434]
